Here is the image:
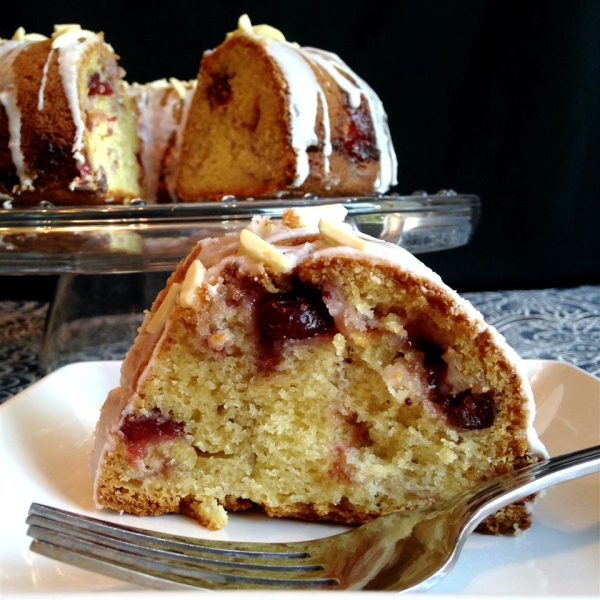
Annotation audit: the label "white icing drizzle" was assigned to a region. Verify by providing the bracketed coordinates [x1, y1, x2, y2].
[261, 41, 321, 186]
[318, 89, 333, 175]
[129, 79, 195, 200]
[303, 48, 398, 192]
[37, 47, 55, 111]
[0, 40, 35, 190]
[55, 33, 98, 171]
[237, 19, 397, 192]
[304, 49, 362, 108]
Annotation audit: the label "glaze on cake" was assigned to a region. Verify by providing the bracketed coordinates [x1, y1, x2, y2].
[91, 206, 546, 534]
[127, 78, 196, 202]
[0, 25, 142, 206]
[176, 15, 398, 200]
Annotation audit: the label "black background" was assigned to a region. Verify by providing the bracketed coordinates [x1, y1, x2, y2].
[2, 0, 599, 300]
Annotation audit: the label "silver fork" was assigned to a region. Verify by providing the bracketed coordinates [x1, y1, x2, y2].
[27, 444, 600, 592]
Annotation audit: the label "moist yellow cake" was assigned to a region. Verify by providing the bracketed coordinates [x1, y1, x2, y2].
[91, 206, 546, 534]
[0, 25, 142, 206]
[127, 78, 196, 202]
[176, 16, 397, 201]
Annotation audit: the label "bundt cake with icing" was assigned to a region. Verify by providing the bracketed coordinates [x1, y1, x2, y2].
[0, 25, 142, 206]
[176, 15, 398, 201]
[91, 205, 546, 534]
[127, 78, 196, 202]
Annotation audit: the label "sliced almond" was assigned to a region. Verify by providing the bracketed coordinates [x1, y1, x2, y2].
[12, 27, 48, 41]
[179, 259, 206, 308]
[239, 229, 294, 273]
[23, 33, 50, 41]
[53, 24, 81, 36]
[318, 218, 368, 250]
[237, 14, 253, 33]
[237, 14, 286, 42]
[169, 77, 188, 100]
[252, 24, 286, 42]
[283, 204, 348, 229]
[11, 27, 26, 40]
[146, 283, 181, 334]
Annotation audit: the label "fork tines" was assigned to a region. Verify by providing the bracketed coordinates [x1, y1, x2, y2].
[26, 503, 338, 590]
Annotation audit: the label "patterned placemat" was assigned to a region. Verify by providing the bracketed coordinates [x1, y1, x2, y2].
[464, 286, 600, 376]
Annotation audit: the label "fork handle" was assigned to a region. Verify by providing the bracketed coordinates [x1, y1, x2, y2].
[466, 444, 600, 532]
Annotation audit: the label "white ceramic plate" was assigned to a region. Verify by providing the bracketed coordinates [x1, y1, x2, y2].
[1, 360, 598, 597]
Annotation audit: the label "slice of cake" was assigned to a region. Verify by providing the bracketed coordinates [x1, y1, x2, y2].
[176, 15, 398, 201]
[91, 206, 546, 534]
[127, 78, 196, 202]
[0, 25, 142, 206]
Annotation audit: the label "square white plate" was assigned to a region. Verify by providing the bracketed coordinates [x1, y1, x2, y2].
[1, 360, 598, 596]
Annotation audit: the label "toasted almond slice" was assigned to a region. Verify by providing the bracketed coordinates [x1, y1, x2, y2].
[11, 26, 26, 40]
[12, 27, 48, 41]
[146, 283, 181, 334]
[25, 34, 49, 41]
[237, 14, 286, 42]
[239, 229, 294, 273]
[318, 218, 368, 250]
[283, 204, 348, 229]
[252, 24, 286, 42]
[169, 77, 188, 99]
[179, 260, 206, 308]
[53, 24, 82, 36]
[246, 215, 278, 238]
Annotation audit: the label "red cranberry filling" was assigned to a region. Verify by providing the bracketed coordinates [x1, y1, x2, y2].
[79, 162, 92, 178]
[88, 72, 114, 96]
[207, 72, 232, 109]
[119, 409, 185, 462]
[33, 135, 75, 176]
[408, 327, 497, 430]
[335, 98, 379, 162]
[258, 288, 334, 342]
[255, 286, 335, 373]
[443, 390, 497, 430]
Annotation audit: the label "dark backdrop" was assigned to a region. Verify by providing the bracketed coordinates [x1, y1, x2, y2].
[2, 0, 599, 300]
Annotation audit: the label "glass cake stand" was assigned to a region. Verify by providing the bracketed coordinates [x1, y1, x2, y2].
[0, 191, 481, 373]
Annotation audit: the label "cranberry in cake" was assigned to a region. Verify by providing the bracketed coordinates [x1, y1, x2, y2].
[91, 205, 546, 534]
[176, 15, 398, 200]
